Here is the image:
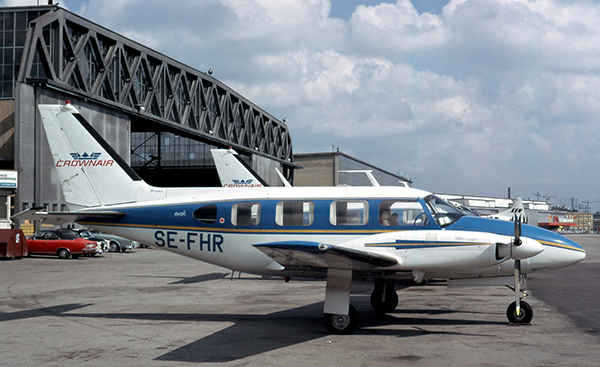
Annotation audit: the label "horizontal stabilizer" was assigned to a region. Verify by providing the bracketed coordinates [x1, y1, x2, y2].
[253, 241, 398, 271]
[11, 207, 124, 226]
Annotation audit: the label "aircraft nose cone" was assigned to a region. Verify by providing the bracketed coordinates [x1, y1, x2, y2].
[569, 241, 586, 263]
[562, 236, 586, 263]
[548, 235, 586, 269]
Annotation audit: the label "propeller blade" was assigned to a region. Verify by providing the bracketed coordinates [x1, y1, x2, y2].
[513, 215, 522, 246]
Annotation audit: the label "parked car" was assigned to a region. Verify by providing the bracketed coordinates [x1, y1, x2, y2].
[71, 229, 108, 253]
[27, 230, 97, 259]
[85, 230, 139, 252]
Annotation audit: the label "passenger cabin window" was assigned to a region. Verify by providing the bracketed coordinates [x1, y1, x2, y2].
[231, 202, 261, 226]
[276, 201, 314, 226]
[379, 200, 427, 226]
[330, 201, 368, 226]
[193, 204, 218, 224]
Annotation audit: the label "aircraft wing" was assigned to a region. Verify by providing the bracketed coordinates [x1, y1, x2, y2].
[11, 207, 125, 226]
[253, 241, 398, 272]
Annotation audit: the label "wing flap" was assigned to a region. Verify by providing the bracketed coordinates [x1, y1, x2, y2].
[253, 241, 398, 272]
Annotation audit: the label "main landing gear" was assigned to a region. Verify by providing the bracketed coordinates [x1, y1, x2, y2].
[323, 305, 359, 334]
[370, 279, 398, 313]
[322, 276, 401, 334]
[322, 278, 399, 334]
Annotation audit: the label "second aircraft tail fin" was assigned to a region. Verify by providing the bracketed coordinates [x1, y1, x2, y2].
[211, 148, 266, 188]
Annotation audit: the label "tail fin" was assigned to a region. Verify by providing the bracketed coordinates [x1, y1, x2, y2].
[38, 103, 159, 209]
[210, 148, 266, 188]
[482, 197, 528, 223]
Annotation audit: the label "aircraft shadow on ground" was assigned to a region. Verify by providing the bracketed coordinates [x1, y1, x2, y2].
[0, 301, 505, 363]
[0, 303, 92, 322]
[122, 272, 230, 284]
[155, 304, 504, 363]
[124, 271, 328, 285]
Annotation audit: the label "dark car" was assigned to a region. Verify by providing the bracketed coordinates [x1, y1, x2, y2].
[27, 230, 97, 259]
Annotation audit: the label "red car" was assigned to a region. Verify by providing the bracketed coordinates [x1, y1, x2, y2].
[27, 230, 97, 259]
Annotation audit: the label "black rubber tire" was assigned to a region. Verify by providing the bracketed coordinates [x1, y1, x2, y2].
[109, 241, 120, 252]
[507, 301, 533, 324]
[370, 286, 399, 313]
[57, 248, 70, 259]
[323, 305, 359, 334]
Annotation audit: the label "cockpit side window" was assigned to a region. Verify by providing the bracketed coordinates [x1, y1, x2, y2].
[425, 195, 465, 227]
[379, 200, 427, 227]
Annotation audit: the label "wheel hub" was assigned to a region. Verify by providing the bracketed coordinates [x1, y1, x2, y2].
[331, 315, 350, 329]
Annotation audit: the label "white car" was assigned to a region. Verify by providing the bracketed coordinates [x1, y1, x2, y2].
[82, 230, 139, 252]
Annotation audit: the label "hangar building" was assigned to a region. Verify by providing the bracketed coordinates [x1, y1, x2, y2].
[0, 5, 295, 231]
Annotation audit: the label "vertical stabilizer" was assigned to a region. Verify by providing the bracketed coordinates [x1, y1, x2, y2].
[211, 148, 265, 188]
[482, 197, 528, 223]
[38, 103, 158, 209]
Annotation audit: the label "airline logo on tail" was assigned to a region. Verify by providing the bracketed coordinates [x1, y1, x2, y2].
[56, 152, 115, 167]
[70, 152, 102, 160]
[223, 179, 262, 188]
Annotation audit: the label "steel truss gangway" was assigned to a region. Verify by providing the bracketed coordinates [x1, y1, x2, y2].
[16, 6, 293, 170]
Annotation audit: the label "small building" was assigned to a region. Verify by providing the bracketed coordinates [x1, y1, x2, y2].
[293, 151, 412, 187]
[594, 212, 600, 232]
[538, 214, 577, 232]
[564, 212, 594, 232]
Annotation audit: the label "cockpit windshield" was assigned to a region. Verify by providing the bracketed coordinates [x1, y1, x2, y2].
[424, 195, 465, 227]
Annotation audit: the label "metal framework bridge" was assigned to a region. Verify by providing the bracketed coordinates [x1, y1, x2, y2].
[17, 6, 293, 167]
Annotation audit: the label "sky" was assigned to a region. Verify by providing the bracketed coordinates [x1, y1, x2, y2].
[4, 0, 600, 211]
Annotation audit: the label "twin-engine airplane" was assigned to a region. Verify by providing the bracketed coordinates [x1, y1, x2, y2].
[14, 102, 586, 334]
